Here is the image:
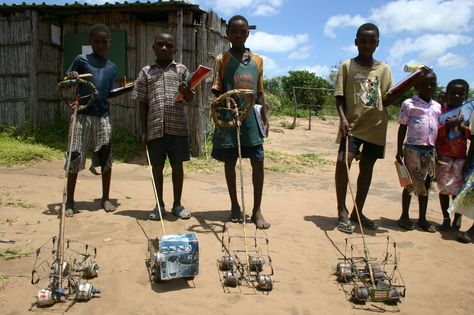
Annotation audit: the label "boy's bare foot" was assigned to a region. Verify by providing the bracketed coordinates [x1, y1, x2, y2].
[101, 199, 116, 212]
[229, 206, 243, 223]
[251, 210, 270, 229]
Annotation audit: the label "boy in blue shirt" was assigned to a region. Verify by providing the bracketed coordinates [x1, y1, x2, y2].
[64, 24, 117, 217]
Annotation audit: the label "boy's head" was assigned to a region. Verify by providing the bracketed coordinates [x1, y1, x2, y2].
[153, 32, 176, 61]
[226, 15, 249, 48]
[446, 79, 469, 108]
[89, 24, 111, 58]
[355, 23, 379, 59]
[415, 72, 437, 100]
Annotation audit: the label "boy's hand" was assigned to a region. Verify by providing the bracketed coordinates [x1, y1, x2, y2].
[446, 116, 463, 129]
[396, 151, 404, 164]
[420, 65, 432, 75]
[140, 132, 148, 145]
[69, 95, 79, 110]
[66, 71, 79, 80]
[340, 118, 350, 136]
[178, 81, 194, 102]
[264, 122, 269, 138]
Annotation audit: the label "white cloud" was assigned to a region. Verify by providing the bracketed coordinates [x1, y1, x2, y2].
[254, 5, 278, 16]
[292, 65, 331, 78]
[437, 52, 469, 68]
[371, 0, 474, 34]
[324, 0, 474, 38]
[324, 14, 366, 38]
[288, 46, 312, 60]
[388, 33, 472, 63]
[195, 0, 283, 16]
[247, 31, 309, 53]
[260, 54, 279, 72]
[341, 45, 358, 56]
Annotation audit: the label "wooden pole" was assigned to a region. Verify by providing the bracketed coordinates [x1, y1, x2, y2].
[28, 10, 39, 129]
[176, 9, 183, 64]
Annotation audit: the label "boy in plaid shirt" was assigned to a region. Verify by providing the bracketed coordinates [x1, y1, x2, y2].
[131, 32, 194, 220]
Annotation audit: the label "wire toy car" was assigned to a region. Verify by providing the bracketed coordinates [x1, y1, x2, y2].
[335, 235, 406, 310]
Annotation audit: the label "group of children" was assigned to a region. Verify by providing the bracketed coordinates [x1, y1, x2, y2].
[63, 18, 472, 241]
[334, 23, 474, 243]
[63, 16, 270, 229]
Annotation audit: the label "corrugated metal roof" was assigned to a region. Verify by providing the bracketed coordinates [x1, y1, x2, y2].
[0, 1, 203, 13]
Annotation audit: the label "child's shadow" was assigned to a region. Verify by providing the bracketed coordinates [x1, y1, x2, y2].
[44, 199, 119, 216]
[304, 214, 338, 232]
[191, 209, 230, 223]
[304, 214, 389, 236]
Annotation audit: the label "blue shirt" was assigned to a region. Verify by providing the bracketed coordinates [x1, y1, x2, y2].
[67, 53, 117, 117]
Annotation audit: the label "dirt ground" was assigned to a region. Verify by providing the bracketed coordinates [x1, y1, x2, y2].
[1, 117, 473, 315]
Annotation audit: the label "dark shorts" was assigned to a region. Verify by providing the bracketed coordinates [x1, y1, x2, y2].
[211, 144, 264, 162]
[147, 134, 190, 164]
[338, 135, 385, 159]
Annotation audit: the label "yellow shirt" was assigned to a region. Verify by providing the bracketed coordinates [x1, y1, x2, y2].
[335, 59, 393, 146]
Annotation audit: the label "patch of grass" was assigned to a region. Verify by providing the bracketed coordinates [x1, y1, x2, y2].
[296, 153, 333, 167]
[4, 200, 35, 208]
[0, 243, 33, 260]
[279, 120, 296, 129]
[0, 114, 144, 166]
[265, 150, 333, 173]
[185, 156, 221, 173]
[0, 129, 62, 166]
[0, 273, 8, 291]
[111, 128, 143, 162]
[265, 164, 303, 173]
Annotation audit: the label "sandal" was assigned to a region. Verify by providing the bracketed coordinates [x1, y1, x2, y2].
[149, 205, 165, 221]
[172, 205, 191, 220]
[337, 221, 354, 234]
[438, 218, 451, 232]
[457, 231, 472, 243]
[350, 215, 378, 230]
[417, 220, 436, 233]
[397, 219, 414, 230]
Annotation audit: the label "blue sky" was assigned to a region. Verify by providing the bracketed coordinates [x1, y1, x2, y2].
[3, 0, 474, 88]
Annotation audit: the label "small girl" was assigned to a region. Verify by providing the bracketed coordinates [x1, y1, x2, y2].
[396, 71, 441, 232]
[436, 79, 472, 231]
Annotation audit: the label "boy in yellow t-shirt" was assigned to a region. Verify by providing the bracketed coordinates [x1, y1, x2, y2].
[334, 23, 420, 234]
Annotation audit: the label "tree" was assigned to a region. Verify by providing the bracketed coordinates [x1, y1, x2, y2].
[263, 76, 284, 98]
[281, 70, 332, 109]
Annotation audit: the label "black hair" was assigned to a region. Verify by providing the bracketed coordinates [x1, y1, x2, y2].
[356, 23, 379, 38]
[446, 79, 469, 94]
[89, 24, 111, 41]
[154, 32, 175, 42]
[227, 15, 249, 34]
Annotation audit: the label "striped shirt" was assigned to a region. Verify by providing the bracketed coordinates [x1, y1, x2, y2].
[131, 61, 190, 141]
